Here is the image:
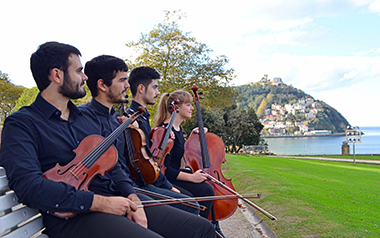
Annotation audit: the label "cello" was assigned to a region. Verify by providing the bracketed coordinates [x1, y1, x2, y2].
[43, 107, 146, 218]
[183, 84, 238, 221]
[149, 99, 179, 174]
[184, 84, 277, 221]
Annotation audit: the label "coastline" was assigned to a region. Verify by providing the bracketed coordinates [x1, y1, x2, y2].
[262, 132, 346, 139]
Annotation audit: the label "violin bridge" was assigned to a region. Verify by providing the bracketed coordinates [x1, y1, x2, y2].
[70, 170, 79, 180]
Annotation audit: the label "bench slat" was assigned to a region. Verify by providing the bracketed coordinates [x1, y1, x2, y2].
[0, 167, 48, 237]
[1, 215, 45, 238]
[0, 176, 9, 194]
[0, 205, 41, 234]
[0, 192, 19, 212]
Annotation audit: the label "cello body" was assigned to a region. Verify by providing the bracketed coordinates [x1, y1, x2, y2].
[183, 84, 238, 221]
[184, 132, 238, 221]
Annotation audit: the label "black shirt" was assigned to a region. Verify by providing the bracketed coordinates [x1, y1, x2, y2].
[0, 94, 135, 230]
[161, 124, 185, 182]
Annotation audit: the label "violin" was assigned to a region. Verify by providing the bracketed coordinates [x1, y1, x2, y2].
[149, 99, 179, 174]
[120, 103, 160, 185]
[183, 84, 238, 221]
[43, 107, 146, 218]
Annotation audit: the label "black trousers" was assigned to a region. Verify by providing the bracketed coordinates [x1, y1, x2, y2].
[171, 180, 215, 219]
[44, 194, 216, 238]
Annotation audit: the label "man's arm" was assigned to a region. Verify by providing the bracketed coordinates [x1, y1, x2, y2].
[0, 115, 94, 213]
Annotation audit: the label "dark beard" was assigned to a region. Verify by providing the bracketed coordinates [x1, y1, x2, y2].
[59, 73, 86, 99]
[107, 88, 127, 104]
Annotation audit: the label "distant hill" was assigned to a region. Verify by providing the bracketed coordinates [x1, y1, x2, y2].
[235, 80, 349, 134]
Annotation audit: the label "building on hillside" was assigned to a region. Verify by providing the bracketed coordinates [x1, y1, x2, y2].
[299, 125, 309, 132]
[275, 114, 284, 121]
[295, 119, 303, 126]
[294, 102, 306, 110]
[275, 121, 285, 128]
[305, 113, 316, 119]
[310, 109, 318, 114]
[313, 130, 331, 135]
[311, 102, 322, 109]
[265, 114, 275, 121]
[268, 128, 286, 135]
[271, 103, 281, 110]
[272, 77, 283, 86]
[264, 109, 271, 116]
[305, 98, 314, 107]
[285, 121, 293, 127]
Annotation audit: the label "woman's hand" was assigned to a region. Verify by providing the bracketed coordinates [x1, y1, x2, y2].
[189, 127, 208, 138]
[190, 169, 209, 183]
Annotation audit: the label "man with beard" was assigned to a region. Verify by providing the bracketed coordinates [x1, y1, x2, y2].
[81, 55, 201, 215]
[0, 42, 215, 238]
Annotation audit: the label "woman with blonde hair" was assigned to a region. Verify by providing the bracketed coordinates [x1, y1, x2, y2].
[154, 90, 215, 219]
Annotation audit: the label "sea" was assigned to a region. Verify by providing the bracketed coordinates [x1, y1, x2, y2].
[263, 126, 380, 155]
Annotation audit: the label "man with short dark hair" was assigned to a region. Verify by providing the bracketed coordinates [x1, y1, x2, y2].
[82, 55, 201, 215]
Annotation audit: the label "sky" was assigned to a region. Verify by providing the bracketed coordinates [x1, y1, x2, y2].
[1, 0, 380, 127]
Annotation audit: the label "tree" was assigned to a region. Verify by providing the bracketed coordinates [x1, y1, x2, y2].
[13, 85, 92, 114]
[256, 98, 267, 116]
[13, 86, 39, 112]
[125, 10, 238, 120]
[266, 93, 274, 106]
[0, 71, 25, 125]
[183, 104, 264, 153]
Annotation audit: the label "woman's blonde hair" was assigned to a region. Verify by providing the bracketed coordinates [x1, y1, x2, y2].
[154, 89, 192, 127]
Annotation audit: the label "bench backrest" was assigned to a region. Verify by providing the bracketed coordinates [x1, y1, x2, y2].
[0, 167, 48, 238]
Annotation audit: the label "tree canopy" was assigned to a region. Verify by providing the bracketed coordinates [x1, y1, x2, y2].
[182, 104, 264, 152]
[0, 71, 25, 125]
[125, 10, 238, 119]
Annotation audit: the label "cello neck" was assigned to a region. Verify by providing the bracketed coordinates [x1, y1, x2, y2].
[191, 84, 211, 168]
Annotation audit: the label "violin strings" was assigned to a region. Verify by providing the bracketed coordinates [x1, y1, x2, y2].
[65, 113, 139, 186]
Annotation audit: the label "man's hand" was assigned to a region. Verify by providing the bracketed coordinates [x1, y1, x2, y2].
[90, 194, 138, 216]
[127, 194, 148, 228]
[117, 115, 139, 128]
[171, 186, 181, 193]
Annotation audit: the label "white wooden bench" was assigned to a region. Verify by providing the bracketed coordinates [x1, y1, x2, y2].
[0, 167, 48, 238]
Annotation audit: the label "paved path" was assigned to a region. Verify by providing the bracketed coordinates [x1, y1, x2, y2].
[219, 199, 277, 238]
[272, 156, 380, 165]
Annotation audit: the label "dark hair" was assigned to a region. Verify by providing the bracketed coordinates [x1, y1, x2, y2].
[30, 41, 81, 92]
[128, 66, 160, 97]
[84, 55, 129, 97]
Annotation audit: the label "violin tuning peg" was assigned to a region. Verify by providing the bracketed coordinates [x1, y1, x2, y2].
[198, 92, 204, 95]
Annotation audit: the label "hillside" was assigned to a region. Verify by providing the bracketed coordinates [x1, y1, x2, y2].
[235, 80, 349, 134]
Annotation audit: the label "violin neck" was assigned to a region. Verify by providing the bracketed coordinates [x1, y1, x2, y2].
[124, 129, 135, 162]
[82, 115, 134, 167]
[160, 110, 177, 150]
[194, 100, 211, 168]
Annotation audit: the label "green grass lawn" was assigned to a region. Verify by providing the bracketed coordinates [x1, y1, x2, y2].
[222, 154, 380, 238]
